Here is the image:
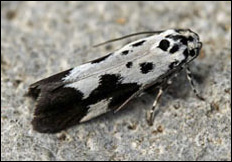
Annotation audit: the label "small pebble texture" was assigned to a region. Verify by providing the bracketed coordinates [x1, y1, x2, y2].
[1, 1, 231, 161]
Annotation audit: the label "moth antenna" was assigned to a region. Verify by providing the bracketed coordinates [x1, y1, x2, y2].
[93, 31, 164, 47]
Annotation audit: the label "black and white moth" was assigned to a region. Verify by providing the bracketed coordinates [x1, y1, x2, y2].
[27, 29, 203, 133]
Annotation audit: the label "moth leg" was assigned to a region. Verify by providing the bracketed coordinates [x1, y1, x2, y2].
[185, 67, 205, 101]
[147, 88, 163, 126]
[147, 78, 173, 126]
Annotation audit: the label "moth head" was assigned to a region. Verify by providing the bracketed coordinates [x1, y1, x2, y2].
[177, 29, 202, 59]
[159, 29, 202, 69]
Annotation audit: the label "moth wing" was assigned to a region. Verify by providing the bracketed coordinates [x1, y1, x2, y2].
[31, 99, 86, 133]
[27, 67, 89, 133]
[27, 35, 156, 133]
[27, 69, 143, 133]
[113, 88, 144, 113]
[26, 68, 72, 99]
[29, 82, 142, 133]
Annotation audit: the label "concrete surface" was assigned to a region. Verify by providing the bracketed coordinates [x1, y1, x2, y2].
[1, 1, 231, 161]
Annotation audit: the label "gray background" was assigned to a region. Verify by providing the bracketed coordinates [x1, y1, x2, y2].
[1, 1, 231, 161]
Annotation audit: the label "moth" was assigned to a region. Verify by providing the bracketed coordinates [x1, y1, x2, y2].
[27, 29, 203, 133]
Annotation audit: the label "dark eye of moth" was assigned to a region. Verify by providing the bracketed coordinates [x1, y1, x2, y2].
[188, 36, 194, 41]
[189, 49, 195, 56]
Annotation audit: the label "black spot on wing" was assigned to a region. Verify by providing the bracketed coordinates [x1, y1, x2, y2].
[91, 53, 112, 64]
[132, 40, 146, 47]
[140, 62, 154, 74]
[31, 73, 141, 133]
[121, 50, 130, 55]
[108, 83, 140, 109]
[126, 62, 133, 68]
[85, 74, 141, 110]
[169, 44, 179, 54]
[158, 39, 170, 51]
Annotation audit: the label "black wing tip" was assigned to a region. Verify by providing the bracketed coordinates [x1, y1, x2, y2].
[29, 87, 86, 133]
[25, 68, 73, 98]
[31, 106, 86, 133]
[25, 84, 41, 99]
[32, 118, 65, 133]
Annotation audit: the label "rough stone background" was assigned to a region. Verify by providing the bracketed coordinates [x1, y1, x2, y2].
[1, 1, 231, 161]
